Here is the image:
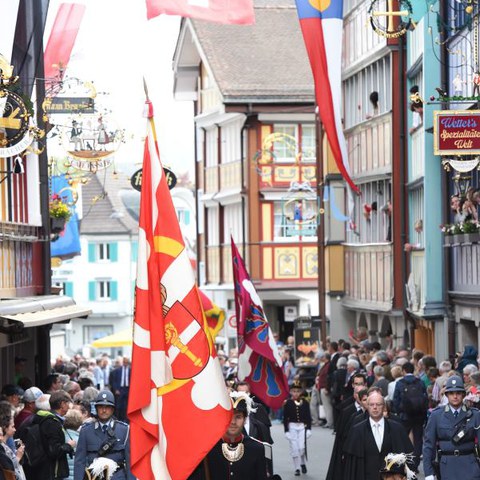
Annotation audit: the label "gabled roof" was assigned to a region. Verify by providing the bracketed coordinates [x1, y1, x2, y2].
[80, 171, 139, 235]
[175, 0, 314, 103]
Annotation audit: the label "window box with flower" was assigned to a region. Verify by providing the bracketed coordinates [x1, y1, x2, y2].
[49, 194, 72, 233]
[459, 220, 480, 244]
[440, 221, 480, 245]
[440, 223, 458, 246]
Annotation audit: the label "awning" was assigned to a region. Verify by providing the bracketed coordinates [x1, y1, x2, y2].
[0, 295, 92, 332]
[92, 328, 132, 348]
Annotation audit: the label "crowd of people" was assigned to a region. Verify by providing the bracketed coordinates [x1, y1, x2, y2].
[2, 337, 480, 480]
[313, 338, 480, 480]
[0, 353, 133, 480]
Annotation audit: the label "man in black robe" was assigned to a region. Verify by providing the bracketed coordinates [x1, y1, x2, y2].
[343, 390, 413, 480]
[326, 380, 368, 480]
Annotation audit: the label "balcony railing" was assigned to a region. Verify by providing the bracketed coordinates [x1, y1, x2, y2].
[206, 246, 221, 284]
[450, 240, 480, 294]
[205, 166, 218, 194]
[344, 243, 393, 310]
[219, 161, 242, 190]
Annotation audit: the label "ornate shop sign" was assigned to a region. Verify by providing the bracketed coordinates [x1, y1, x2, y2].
[433, 110, 480, 155]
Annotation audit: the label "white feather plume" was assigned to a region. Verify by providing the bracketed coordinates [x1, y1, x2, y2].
[87, 458, 118, 480]
[230, 391, 258, 415]
[383, 453, 417, 480]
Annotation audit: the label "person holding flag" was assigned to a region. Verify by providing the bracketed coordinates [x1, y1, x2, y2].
[188, 392, 268, 480]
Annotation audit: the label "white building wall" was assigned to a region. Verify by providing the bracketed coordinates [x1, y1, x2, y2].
[52, 233, 137, 357]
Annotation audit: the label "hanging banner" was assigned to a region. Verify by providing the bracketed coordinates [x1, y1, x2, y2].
[433, 110, 480, 155]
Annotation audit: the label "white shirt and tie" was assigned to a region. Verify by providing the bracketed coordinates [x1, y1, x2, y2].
[120, 366, 129, 388]
[369, 417, 385, 451]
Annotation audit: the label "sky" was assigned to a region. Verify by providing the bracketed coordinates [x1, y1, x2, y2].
[44, 0, 195, 178]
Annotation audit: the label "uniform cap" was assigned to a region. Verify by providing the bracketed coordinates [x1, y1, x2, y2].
[290, 381, 303, 391]
[94, 390, 115, 407]
[444, 375, 465, 393]
[230, 391, 256, 416]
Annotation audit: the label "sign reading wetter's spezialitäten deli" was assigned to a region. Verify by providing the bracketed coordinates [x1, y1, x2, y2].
[433, 110, 480, 155]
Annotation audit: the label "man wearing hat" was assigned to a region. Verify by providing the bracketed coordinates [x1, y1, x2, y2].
[283, 381, 312, 476]
[423, 375, 480, 480]
[1, 385, 24, 409]
[188, 391, 267, 480]
[73, 390, 134, 480]
[379, 453, 416, 480]
[14, 387, 42, 429]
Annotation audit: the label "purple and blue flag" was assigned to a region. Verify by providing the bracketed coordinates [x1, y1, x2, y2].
[231, 237, 289, 410]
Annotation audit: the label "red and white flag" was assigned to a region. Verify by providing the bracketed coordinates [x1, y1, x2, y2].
[128, 101, 232, 480]
[146, 0, 255, 24]
[44, 3, 86, 81]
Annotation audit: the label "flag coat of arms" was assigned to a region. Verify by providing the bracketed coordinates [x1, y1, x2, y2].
[146, 0, 255, 24]
[231, 238, 289, 410]
[295, 0, 359, 194]
[128, 102, 231, 480]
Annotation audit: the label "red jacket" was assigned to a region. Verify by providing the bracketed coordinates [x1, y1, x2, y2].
[317, 361, 330, 390]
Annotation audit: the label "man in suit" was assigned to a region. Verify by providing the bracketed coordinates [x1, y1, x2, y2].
[110, 357, 130, 421]
[343, 390, 414, 480]
[423, 375, 480, 480]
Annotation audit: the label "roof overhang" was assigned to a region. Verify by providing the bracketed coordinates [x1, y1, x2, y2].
[173, 20, 201, 100]
[0, 295, 92, 332]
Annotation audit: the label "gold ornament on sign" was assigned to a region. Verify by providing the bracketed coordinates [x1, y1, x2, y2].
[368, 0, 413, 39]
[0, 54, 45, 158]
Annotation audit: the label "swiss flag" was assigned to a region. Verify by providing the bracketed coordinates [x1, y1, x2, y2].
[146, 0, 255, 24]
[128, 102, 232, 480]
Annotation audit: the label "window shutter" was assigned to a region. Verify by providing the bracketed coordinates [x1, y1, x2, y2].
[88, 243, 96, 262]
[110, 281, 118, 301]
[64, 282, 73, 297]
[88, 281, 96, 301]
[109, 242, 118, 262]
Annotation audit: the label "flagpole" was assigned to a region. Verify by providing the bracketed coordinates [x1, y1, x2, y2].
[315, 110, 327, 347]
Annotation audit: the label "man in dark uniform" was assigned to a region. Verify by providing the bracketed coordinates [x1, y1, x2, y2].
[343, 390, 413, 480]
[423, 375, 480, 480]
[73, 390, 134, 480]
[188, 392, 267, 480]
[283, 381, 312, 476]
